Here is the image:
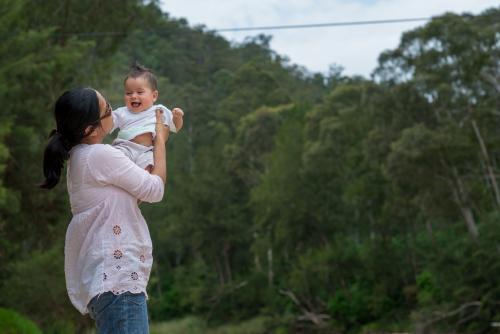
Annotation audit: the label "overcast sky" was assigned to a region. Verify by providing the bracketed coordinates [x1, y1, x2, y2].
[159, 1, 499, 77]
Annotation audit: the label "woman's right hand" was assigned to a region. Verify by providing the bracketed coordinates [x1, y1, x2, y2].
[152, 108, 169, 183]
[155, 108, 170, 145]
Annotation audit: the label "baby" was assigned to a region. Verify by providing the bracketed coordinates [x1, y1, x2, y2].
[112, 64, 184, 171]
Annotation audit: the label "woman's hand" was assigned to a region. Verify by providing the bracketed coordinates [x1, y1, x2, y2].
[155, 108, 170, 145]
[151, 108, 169, 183]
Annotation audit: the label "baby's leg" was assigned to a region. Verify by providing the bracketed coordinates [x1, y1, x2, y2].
[137, 149, 154, 173]
[112, 139, 137, 162]
[136, 150, 155, 204]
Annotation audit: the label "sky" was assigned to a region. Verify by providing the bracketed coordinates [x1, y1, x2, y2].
[159, 0, 499, 78]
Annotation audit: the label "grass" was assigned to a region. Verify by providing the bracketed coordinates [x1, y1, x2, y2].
[150, 316, 270, 334]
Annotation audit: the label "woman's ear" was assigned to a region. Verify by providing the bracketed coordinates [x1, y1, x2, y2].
[84, 125, 97, 138]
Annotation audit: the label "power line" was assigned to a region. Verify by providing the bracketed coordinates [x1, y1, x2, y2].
[54, 17, 431, 37]
[214, 17, 431, 32]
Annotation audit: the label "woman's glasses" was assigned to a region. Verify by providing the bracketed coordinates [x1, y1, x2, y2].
[90, 101, 112, 129]
[84, 101, 113, 138]
[99, 102, 113, 120]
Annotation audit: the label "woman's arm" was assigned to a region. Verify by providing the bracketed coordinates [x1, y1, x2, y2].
[151, 108, 169, 182]
[88, 146, 165, 203]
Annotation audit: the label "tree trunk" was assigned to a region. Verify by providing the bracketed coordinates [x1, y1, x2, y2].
[368, 212, 376, 240]
[252, 232, 262, 272]
[459, 206, 479, 239]
[214, 255, 225, 286]
[440, 156, 479, 239]
[188, 115, 194, 174]
[223, 242, 232, 283]
[254, 253, 262, 273]
[267, 247, 274, 286]
[451, 166, 479, 239]
[154, 262, 162, 298]
[481, 71, 500, 93]
[471, 118, 500, 207]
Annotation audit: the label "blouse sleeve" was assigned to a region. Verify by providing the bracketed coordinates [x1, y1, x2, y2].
[87, 145, 164, 203]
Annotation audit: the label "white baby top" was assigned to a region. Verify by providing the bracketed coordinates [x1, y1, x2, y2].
[65, 143, 164, 315]
[112, 104, 177, 141]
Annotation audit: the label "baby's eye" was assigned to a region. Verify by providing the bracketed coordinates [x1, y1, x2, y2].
[126, 92, 132, 96]
[138, 91, 144, 95]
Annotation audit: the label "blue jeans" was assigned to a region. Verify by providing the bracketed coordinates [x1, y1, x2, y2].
[88, 292, 149, 334]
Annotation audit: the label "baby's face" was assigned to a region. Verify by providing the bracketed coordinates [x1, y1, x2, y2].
[124, 76, 158, 113]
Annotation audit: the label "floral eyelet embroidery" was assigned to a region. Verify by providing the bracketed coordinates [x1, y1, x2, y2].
[113, 250, 123, 259]
[116, 265, 121, 270]
[131, 272, 139, 280]
[113, 225, 122, 235]
[139, 255, 146, 263]
[103, 273, 107, 281]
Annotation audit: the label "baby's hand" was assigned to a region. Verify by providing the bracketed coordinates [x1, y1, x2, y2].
[172, 107, 184, 132]
[172, 107, 184, 119]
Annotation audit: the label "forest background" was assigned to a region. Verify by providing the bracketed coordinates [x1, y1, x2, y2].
[0, 1, 499, 333]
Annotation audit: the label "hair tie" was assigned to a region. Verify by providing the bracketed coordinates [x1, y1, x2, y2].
[50, 129, 72, 151]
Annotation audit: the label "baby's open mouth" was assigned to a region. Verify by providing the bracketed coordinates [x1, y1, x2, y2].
[131, 102, 141, 108]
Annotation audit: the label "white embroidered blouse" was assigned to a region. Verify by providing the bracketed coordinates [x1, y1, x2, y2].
[64, 143, 164, 314]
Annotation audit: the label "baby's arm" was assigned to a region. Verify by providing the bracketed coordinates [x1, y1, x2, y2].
[172, 107, 184, 132]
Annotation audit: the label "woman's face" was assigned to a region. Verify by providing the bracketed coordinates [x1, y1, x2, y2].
[95, 91, 114, 137]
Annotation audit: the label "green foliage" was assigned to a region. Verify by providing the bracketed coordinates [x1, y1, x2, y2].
[2, 2, 500, 333]
[0, 244, 82, 332]
[0, 308, 42, 334]
[416, 270, 440, 306]
[328, 283, 372, 326]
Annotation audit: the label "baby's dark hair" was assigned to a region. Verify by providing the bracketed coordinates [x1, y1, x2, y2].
[124, 62, 158, 91]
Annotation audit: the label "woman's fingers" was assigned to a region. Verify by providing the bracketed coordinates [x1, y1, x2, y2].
[155, 108, 169, 143]
[155, 108, 164, 122]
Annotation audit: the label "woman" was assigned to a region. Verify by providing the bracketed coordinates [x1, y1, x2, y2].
[41, 87, 168, 333]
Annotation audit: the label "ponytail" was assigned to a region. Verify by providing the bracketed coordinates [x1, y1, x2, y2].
[40, 131, 72, 189]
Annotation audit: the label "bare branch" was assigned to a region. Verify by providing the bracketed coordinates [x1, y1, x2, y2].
[417, 301, 482, 334]
[279, 289, 331, 327]
[481, 71, 500, 93]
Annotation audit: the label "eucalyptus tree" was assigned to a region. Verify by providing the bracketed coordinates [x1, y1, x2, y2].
[375, 8, 500, 238]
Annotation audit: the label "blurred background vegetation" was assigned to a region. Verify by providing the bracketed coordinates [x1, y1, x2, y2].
[0, 0, 499, 333]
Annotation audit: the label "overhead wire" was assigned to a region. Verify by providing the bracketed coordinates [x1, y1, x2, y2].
[54, 17, 431, 37]
[215, 17, 431, 32]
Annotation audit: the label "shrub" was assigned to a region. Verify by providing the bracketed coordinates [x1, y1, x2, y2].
[0, 308, 42, 334]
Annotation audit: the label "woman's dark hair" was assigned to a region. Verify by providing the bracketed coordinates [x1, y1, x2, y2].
[124, 62, 158, 91]
[40, 88, 101, 189]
